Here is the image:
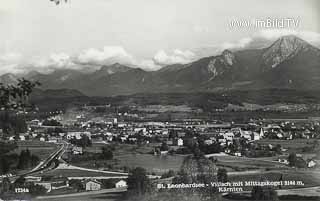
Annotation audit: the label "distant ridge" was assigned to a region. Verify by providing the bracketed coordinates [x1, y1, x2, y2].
[1, 35, 319, 97]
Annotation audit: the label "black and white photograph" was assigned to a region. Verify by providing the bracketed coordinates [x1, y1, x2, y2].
[0, 0, 320, 200]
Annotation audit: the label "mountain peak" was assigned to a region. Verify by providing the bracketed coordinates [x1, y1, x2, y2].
[262, 35, 310, 68]
[222, 49, 233, 55]
[277, 35, 308, 48]
[0, 73, 19, 85]
[110, 62, 124, 68]
[97, 63, 131, 75]
[221, 49, 235, 66]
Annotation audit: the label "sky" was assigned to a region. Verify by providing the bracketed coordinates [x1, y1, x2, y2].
[0, 0, 319, 74]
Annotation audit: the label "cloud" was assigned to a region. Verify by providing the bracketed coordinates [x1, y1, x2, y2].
[1, 29, 319, 76]
[211, 29, 320, 54]
[221, 37, 253, 50]
[0, 53, 24, 74]
[28, 53, 78, 73]
[138, 59, 161, 71]
[35, 53, 73, 68]
[76, 46, 135, 66]
[153, 49, 196, 66]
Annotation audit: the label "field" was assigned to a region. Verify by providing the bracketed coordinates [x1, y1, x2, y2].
[70, 144, 185, 174]
[255, 139, 318, 150]
[13, 140, 58, 160]
[37, 193, 124, 201]
[34, 168, 127, 178]
[85, 143, 155, 155]
[114, 154, 185, 174]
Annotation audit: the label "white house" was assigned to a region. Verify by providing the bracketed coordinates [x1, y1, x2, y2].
[67, 131, 91, 140]
[223, 132, 234, 141]
[307, 160, 316, 168]
[48, 137, 58, 143]
[234, 152, 242, 157]
[252, 132, 260, 141]
[115, 180, 127, 188]
[278, 158, 289, 165]
[204, 139, 213, 145]
[85, 180, 102, 191]
[175, 138, 183, 146]
[19, 135, 26, 141]
[72, 146, 83, 155]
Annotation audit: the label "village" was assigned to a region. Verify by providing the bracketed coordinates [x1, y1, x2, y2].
[1, 101, 319, 199]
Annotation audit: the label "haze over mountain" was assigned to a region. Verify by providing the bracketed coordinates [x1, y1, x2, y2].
[1, 35, 320, 97]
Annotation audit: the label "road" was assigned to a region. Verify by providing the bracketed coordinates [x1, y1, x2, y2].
[36, 187, 127, 200]
[10, 141, 68, 180]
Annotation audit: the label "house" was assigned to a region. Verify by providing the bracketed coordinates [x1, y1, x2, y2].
[307, 159, 316, 168]
[85, 180, 102, 191]
[35, 182, 52, 192]
[174, 138, 183, 146]
[240, 129, 252, 140]
[19, 135, 26, 141]
[67, 131, 91, 140]
[72, 146, 83, 155]
[115, 180, 127, 188]
[278, 158, 289, 165]
[40, 137, 45, 142]
[223, 132, 234, 141]
[251, 132, 260, 141]
[128, 137, 137, 142]
[177, 131, 186, 138]
[234, 152, 242, 157]
[48, 137, 58, 143]
[160, 150, 168, 155]
[218, 138, 226, 144]
[36, 177, 69, 192]
[204, 139, 213, 145]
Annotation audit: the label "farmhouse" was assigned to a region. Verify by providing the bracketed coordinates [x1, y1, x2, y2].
[85, 180, 102, 191]
[115, 180, 127, 188]
[72, 146, 83, 155]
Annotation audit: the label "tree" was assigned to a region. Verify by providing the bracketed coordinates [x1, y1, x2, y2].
[0, 79, 40, 135]
[70, 135, 92, 148]
[42, 119, 62, 126]
[251, 185, 278, 201]
[17, 149, 40, 170]
[1, 177, 11, 193]
[14, 177, 26, 186]
[160, 142, 169, 151]
[127, 167, 150, 195]
[217, 168, 228, 182]
[0, 157, 10, 174]
[50, 0, 68, 5]
[69, 179, 84, 192]
[101, 146, 113, 160]
[0, 78, 40, 110]
[288, 153, 297, 167]
[29, 183, 47, 196]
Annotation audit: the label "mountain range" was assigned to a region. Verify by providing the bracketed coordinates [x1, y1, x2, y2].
[1, 35, 320, 97]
